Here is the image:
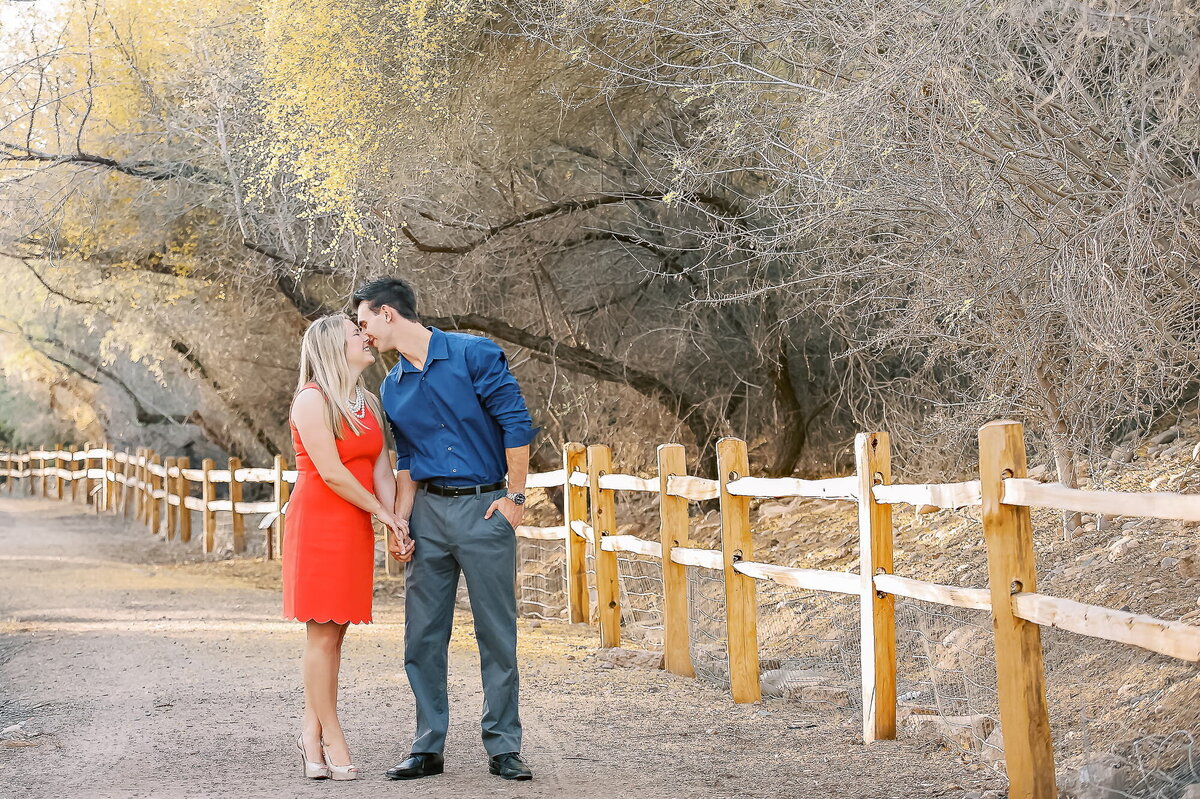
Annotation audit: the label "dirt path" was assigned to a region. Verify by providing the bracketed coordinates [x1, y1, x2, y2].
[0, 496, 1001, 798]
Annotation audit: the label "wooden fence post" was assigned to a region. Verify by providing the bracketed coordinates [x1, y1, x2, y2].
[135, 449, 145, 523]
[81, 446, 93, 506]
[164, 457, 178, 540]
[717, 436, 761, 704]
[177, 457, 192, 544]
[115, 450, 124, 515]
[228, 456, 245, 553]
[587, 444, 621, 648]
[657, 443, 695, 678]
[40, 449, 49, 497]
[123, 450, 136, 519]
[979, 420, 1056, 799]
[274, 453, 290, 559]
[142, 449, 156, 528]
[563, 442, 590, 624]
[99, 443, 111, 513]
[73, 445, 82, 502]
[53, 445, 64, 500]
[267, 453, 283, 559]
[150, 453, 163, 534]
[201, 457, 216, 553]
[4, 453, 12, 494]
[69, 445, 80, 502]
[131, 448, 143, 521]
[856, 432, 897, 742]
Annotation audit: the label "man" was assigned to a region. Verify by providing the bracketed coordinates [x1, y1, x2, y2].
[353, 277, 536, 782]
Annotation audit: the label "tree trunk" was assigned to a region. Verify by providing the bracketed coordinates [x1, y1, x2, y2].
[767, 343, 806, 477]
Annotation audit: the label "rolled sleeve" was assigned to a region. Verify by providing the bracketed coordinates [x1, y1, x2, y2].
[380, 382, 414, 470]
[389, 418, 413, 470]
[467, 338, 539, 448]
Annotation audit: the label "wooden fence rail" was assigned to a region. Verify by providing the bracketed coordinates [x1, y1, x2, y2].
[3, 419, 1198, 799]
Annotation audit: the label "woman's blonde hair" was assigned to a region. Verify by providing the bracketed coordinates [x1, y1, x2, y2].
[295, 315, 384, 440]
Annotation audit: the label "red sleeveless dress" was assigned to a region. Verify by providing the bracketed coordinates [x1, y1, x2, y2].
[282, 385, 383, 625]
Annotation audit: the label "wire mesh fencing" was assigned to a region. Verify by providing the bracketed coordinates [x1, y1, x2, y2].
[516, 535, 569, 620]
[687, 564, 729, 687]
[756, 582, 861, 713]
[1041, 625, 1200, 799]
[617, 551, 664, 649]
[894, 598, 1001, 765]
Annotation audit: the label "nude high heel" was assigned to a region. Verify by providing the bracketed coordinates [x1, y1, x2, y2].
[322, 743, 359, 781]
[296, 734, 330, 780]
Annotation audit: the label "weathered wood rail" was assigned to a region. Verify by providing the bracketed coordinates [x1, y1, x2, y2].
[3, 419, 1198, 799]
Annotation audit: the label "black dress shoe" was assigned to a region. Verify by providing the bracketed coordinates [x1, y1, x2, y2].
[385, 753, 444, 780]
[489, 752, 533, 781]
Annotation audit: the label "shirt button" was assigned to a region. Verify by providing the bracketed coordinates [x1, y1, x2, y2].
[451, 469, 457, 473]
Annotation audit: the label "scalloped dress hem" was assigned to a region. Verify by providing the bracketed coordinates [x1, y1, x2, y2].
[284, 614, 373, 625]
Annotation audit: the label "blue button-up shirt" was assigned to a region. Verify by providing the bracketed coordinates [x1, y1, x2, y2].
[379, 328, 538, 486]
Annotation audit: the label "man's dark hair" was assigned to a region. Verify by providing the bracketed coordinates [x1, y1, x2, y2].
[352, 277, 420, 322]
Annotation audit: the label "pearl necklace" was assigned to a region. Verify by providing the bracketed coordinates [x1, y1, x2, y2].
[347, 386, 366, 419]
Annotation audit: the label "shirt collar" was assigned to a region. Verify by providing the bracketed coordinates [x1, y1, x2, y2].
[397, 327, 449, 374]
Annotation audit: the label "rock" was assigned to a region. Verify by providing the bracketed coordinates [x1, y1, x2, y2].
[935, 626, 990, 671]
[980, 725, 1004, 764]
[797, 685, 850, 706]
[1027, 464, 1049, 481]
[1150, 427, 1181, 445]
[1107, 536, 1139, 562]
[1179, 785, 1200, 799]
[594, 647, 663, 670]
[1177, 552, 1200, 577]
[528, 619, 541, 629]
[1160, 557, 1181, 570]
[902, 713, 996, 753]
[1110, 446, 1135, 464]
[1073, 753, 1128, 799]
[759, 668, 838, 698]
[896, 706, 938, 725]
[757, 501, 791, 519]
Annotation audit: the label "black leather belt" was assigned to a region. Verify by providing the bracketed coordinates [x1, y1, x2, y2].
[422, 481, 506, 497]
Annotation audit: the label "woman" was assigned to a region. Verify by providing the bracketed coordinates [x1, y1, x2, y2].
[283, 315, 413, 780]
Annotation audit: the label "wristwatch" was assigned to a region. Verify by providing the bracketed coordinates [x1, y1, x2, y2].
[505, 491, 526, 506]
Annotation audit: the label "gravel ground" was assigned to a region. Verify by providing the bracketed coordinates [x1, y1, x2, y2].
[0, 495, 1000, 798]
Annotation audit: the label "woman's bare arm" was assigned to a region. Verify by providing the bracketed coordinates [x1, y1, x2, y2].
[291, 388, 391, 518]
[372, 447, 398, 516]
[372, 447, 413, 560]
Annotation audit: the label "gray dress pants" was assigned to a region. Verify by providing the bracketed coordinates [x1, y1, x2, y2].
[404, 486, 521, 756]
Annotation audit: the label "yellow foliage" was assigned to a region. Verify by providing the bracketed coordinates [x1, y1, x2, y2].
[53, 0, 252, 154]
[255, 0, 487, 227]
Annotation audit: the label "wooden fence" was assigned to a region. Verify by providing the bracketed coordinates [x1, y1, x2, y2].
[3, 419, 1199, 799]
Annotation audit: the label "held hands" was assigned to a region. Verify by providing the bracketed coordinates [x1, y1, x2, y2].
[379, 512, 414, 562]
[484, 497, 524, 531]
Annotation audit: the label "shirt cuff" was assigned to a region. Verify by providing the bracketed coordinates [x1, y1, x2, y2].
[395, 454, 412, 471]
[502, 425, 540, 449]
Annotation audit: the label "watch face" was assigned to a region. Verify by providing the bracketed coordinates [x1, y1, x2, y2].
[509, 492, 526, 505]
